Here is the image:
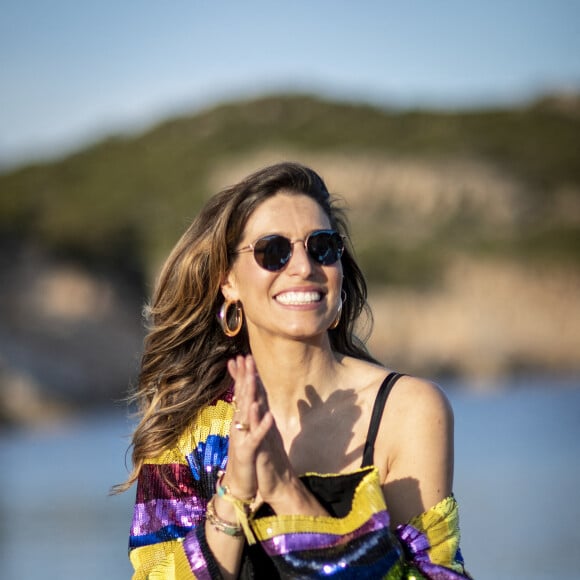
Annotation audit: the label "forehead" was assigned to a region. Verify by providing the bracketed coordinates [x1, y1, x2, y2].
[242, 192, 331, 238]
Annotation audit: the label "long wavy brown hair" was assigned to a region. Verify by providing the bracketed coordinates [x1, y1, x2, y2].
[115, 161, 378, 492]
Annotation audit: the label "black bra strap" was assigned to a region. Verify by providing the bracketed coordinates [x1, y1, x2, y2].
[361, 372, 404, 467]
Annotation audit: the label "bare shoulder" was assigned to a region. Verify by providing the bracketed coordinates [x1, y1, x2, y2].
[339, 355, 394, 390]
[388, 375, 454, 427]
[380, 375, 455, 523]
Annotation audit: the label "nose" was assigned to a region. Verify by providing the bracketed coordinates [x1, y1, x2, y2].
[286, 239, 315, 276]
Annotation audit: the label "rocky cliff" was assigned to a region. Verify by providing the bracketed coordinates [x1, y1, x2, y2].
[1, 94, 579, 425]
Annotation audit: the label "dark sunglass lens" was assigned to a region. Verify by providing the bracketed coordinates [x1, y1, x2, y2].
[308, 231, 344, 265]
[254, 235, 292, 271]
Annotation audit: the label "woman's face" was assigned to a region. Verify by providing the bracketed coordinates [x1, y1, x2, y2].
[222, 192, 343, 344]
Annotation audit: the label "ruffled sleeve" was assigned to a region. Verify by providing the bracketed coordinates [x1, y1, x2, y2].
[247, 471, 472, 579]
[128, 399, 233, 579]
[395, 496, 472, 579]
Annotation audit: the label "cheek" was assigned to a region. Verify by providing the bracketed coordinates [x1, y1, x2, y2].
[332, 263, 344, 286]
[235, 269, 274, 304]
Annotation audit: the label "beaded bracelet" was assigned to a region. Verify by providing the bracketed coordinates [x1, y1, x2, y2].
[206, 496, 243, 538]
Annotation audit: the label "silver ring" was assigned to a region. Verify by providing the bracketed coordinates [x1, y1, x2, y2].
[234, 421, 249, 432]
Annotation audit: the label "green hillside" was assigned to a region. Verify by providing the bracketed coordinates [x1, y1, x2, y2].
[1, 93, 579, 288]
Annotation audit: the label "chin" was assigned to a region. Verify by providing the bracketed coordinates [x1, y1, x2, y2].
[284, 324, 331, 341]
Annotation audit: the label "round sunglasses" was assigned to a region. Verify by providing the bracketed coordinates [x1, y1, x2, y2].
[234, 229, 345, 272]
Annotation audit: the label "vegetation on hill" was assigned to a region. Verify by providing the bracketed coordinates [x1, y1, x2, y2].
[1, 93, 579, 289]
[1, 93, 579, 414]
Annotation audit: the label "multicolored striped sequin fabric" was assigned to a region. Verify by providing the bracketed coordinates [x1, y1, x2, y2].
[128, 394, 471, 579]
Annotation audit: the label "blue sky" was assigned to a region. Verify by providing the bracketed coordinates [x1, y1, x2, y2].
[1, 0, 579, 167]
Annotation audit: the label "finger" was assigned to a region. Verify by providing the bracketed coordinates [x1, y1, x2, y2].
[228, 356, 257, 441]
[227, 357, 239, 381]
[228, 356, 248, 409]
[248, 400, 264, 431]
[244, 356, 271, 415]
[246, 400, 274, 437]
[232, 355, 252, 404]
[252, 409, 274, 441]
[229, 355, 270, 443]
[241, 356, 258, 412]
[243, 355, 258, 400]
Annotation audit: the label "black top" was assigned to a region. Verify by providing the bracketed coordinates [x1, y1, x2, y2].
[239, 371, 404, 579]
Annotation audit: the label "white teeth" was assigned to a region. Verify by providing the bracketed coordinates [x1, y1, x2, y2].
[275, 291, 322, 305]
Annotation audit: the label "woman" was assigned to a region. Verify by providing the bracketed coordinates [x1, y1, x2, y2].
[121, 162, 471, 579]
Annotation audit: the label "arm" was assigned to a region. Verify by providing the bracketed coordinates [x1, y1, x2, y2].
[129, 355, 327, 579]
[129, 462, 222, 579]
[129, 399, 237, 580]
[228, 357, 404, 577]
[380, 376, 470, 577]
[381, 376, 454, 526]
[224, 355, 328, 519]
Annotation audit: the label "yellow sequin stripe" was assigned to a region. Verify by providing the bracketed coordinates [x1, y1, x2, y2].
[408, 495, 462, 572]
[130, 540, 196, 580]
[250, 467, 387, 541]
[144, 399, 234, 466]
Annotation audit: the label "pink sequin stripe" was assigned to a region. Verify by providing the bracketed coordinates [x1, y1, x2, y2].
[136, 463, 199, 502]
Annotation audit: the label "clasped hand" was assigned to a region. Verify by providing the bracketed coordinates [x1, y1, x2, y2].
[223, 355, 295, 510]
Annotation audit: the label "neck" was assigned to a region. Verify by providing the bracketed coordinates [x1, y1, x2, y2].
[248, 333, 342, 410]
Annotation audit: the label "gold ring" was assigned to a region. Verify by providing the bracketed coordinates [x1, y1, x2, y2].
[234, 421, 250, 432]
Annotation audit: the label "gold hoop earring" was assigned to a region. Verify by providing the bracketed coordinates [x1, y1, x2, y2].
[218, 300, 243, 337]
[329, 290, 347, 330]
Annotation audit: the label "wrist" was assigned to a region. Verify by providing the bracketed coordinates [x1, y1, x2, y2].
[206, 496, 243, 539]
[215, 471, 257, 544]
[266, 478, 328, 517]
[218, 470, 256, 503]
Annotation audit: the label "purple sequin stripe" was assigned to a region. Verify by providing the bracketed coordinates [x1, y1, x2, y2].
[397, 524, 469, 580]
[182, 533, 214, 580]
[131, 497, 206, 537]
[260, 510, 390, 556]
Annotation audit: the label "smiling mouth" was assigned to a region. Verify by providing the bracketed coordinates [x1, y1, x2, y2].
[275, 291, 323, 305]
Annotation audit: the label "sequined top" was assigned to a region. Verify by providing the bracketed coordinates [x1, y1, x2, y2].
[129, 378, 471, 579]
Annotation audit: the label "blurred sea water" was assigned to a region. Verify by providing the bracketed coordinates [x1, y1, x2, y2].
[0, 376, 579, 580]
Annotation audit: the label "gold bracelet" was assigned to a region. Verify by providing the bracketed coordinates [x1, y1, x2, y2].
[206, 496, 243, 538]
